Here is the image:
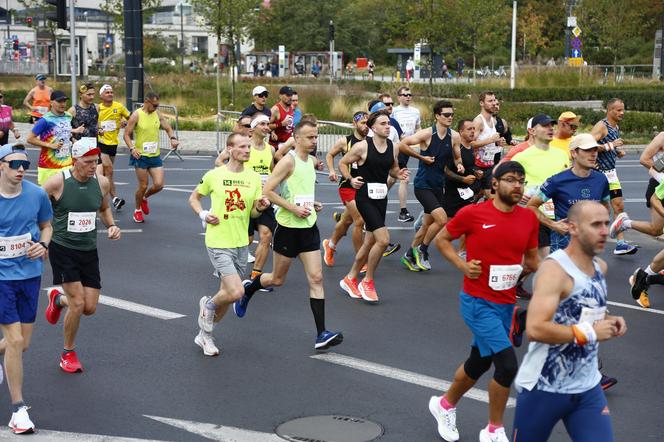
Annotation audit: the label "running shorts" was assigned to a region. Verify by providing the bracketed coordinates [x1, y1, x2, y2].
[207, 246, 248, 279]
[355, 197, 388, 232]
[397, 152, 410, 169]
[460, 291, 513, 357]
[414, 187, 445, 214]
[272, 224, 320, 258]
[0, 276, 41, 324]
[48, 241, 101, 289]
[99, 142, 118, 157]
[338, 187, 357, 205]
[129, 155, 163, 169]
[645, 178, 660, 208]
[248, 207, 276, 235]
[38, 166, 68, 185]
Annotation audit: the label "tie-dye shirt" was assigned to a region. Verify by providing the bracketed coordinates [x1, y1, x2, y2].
[31, 111, 73, 169]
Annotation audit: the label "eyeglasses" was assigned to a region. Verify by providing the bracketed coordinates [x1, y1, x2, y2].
[400, 94, 412, 97]
[383, 102, 394, 106]
[257, 92, 269, 98]
[1, 159, 30, 170]
[439, 112, 454, 118]
[499, 177, 526, 185]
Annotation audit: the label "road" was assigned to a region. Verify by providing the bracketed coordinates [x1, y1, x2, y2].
[1, 151, 662, 441]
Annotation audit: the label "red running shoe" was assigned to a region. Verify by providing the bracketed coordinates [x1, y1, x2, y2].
[60, 351, 83, 373]
[45, 288, 63, 324]
[140, 198, 150, 215]
[133, 210, 144, 223]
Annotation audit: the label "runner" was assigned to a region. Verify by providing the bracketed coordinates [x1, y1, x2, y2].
[628, 248, 664, 309]
[123, 92, 179, 223]
[591, 98, 637, 255]
[241, 86, 271, 118]
[550, 111, 580, 159]
[234, 120, 343, 350]
[268, 86, 294, 148]
[0, 143, 52, 434]
[42, 139, 121, 373]
[191, 133, 270, 356]
[398, 100, 462, 272]
[0, 91, 20, 145]
[22, 74, 52, 123]
[214, 115, 253, 167]
[512, 114, 569, 259]
[391, 86, 420, 222]
[499, 118, 534, 163]
[471, 91, 506, 200]
[323, 111, 369, 265]
[338, 110, 409, 303]
[428, 161, 539, 442]
[26, 90, 85, 185]
[97, 84, 131, 210]
[512, 200, 627, 442]
[526, 133, 610, 253]
[68, 83, 98, 140]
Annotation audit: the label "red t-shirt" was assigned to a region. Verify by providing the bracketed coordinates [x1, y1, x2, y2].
[446, 200, 539, 304]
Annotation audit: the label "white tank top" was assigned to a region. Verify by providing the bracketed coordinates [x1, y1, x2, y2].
[475, 114, 499, 167]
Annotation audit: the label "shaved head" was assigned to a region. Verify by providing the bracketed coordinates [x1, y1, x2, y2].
[568, 200, 607, 224]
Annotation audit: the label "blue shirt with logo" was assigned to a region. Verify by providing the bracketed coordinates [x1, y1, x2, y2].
[538, 169, 610, 221]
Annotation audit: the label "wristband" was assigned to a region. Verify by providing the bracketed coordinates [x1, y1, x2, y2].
[571, 322, 597, 346]
[606, 142, 614, 151]
[39, 241, 48, 250]
[199, 210, 209, 221]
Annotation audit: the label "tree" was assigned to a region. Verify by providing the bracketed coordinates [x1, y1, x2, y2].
[99, 0, 162, 34]
[517, 2, 549, 62]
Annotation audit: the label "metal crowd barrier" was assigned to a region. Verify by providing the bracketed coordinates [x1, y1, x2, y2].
[132, 103, 183, 161]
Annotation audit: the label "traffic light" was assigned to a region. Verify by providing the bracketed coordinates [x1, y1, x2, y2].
[45, 0, 67, 30]
[328, 20, 334, 42]
[26, 17, 33, 27]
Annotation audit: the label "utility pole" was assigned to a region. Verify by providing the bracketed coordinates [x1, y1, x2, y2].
[660, 10, 664, 80]
[564, 0, 575, 60]
[69, 0, 76, 104]
[510, 0, 517, 89]
[180, 2, 184, 74]
[329, 20, 334, 85]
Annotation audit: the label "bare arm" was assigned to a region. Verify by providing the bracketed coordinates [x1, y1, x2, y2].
[97, 175, 121, 239]
[434, 227, 482, 279]
[268, 105, 280, 130]
[42, 172, 65, 201]
[590, 121, 622, 152]
[326, 136, 348, 181]
[22, 89, 35, 111]
[67, 106, 76, 118]
[26, 219, 52, 260]
[640, 132, 664, 169]
[189, 189, 220, 226]
[339, 141, 367, 181]
[470, 117, 499, 149]
[26, 129, 62, 150]
[650, 193, 664, 219]
[158, 112, 179, 149]
[398, 128, 433, 162]
[526, 195, 567, 233]
[274, 137, 295, 161]
[123, 112, 139, 149]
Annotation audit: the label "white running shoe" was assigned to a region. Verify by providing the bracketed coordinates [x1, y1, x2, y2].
[248, 252, 256, 263]
[194, 331, 220, 356]
[428, 396, 459, 441]
[198, 296, 215, 333]
[8, 406, 35, 434]
[479, 426, 509, 442]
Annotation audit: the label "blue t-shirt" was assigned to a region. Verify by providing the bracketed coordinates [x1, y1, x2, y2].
[538, 169, 610, 221]
[0, 181, 53, 280]
[390, 117, 403, 139]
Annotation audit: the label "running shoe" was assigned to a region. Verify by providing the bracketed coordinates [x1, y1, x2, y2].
[339, 276, 361, 299]
[140, 197, 150, 215]
[629, 268, 649, 301]
[233, 280, 252, 318]
[509, 306, 526, 347]
[614, 241, 638, 255]
[198, 296, 215, 333]
[194, 330, 219, 356]
[609, 212, 630, 238]
[414, 210, 424, 231]
[45, 288, 64, 324]
[428, 396, 459, 442]
[59, 351, 83, 373]
[401, 252, 421, 272]
[247, 252, 256, 263]
[112, 197, 125, 211]
[383, 242, 401, 257]
[398, 210, 415, 222]
[315, 330, 343, 350]
[600, 373, 618, 391]
[479, 426, 509, 442]
[359, 278, 379, 303]
[323, 239, 336, 266]
[133, 209, 144, 223]
[333, 212, 342, 222]
[515, 283, 532, 300]
[637, 292, 651, 309]
[414, 247, 431, 271]
[8, 405, 35, 434]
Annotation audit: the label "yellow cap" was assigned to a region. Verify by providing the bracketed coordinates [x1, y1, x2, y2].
[558, 111, 580, 122]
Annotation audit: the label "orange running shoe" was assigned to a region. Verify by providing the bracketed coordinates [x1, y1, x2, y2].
[323, 239, 336, 267]
[339, 276, 361, 299]
[359, 278, 379, 303]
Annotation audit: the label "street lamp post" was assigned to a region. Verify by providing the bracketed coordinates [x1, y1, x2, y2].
[180, 3, 184, 73]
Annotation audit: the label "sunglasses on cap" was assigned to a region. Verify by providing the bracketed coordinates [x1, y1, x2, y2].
[1, 159, 30, 170]
[257, 92, 269, 98]
[79, 83, 94, 93]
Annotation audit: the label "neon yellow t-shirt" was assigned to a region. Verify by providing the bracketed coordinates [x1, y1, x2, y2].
[512, 145, 569, 188]
[196, 166, 262, 248]
[97, 101, 130, 146]
[550, 136, 572, 160]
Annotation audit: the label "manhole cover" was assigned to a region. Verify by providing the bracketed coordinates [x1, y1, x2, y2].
[275, 415, 383, 442]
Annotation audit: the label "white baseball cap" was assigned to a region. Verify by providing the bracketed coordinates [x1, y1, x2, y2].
[99, 84, 113, 95]
[252, 86, 268, 96]
[72, 137, 100, 158]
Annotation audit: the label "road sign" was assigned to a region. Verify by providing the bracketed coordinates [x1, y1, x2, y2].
[571, 37, 582, 50]
[572, 26, 582, 38]
[567, 16, 577, 28]
[571, 49, 582, 58]
[568, 57, 584, 67]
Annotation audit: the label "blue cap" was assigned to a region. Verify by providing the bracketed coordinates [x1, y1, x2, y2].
[370, 102, 386, 113]
[35, 74, 46, 81]
[0, 143, 27, 160]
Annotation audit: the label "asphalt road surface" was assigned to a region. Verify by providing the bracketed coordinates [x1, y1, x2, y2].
[1, 151, 662, 441]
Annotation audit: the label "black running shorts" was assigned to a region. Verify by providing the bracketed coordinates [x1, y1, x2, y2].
[272, 224, 321, 258]
[48, 241, 102, 289]
[414, 187, 445, 214]
[356, 197, 388, 232]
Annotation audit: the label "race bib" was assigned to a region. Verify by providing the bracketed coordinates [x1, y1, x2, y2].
[603, 169, 619, 184]
[649, 168, 664, 183]
[481, 146, 500, 162]
[55, 144, 70, 159]
[351, 162, 358, 169]
[142, 141, 158, 154]
[367, 182, 388, 200]
[542, 200, 555, 218]
[101, 120, 117, 132]
[294, 195, 315, 210]
[457, 187, 474, 200]
[578, 306, 607, 325]
[489, 264, 523, 291]
[36, 106, 48, 115]
[67, 212, 96, 233]
[0, 233, 31, 259]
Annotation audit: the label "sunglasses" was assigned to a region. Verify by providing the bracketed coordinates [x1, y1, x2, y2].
[383, 102, 394, 106]
[400, 94, 412, 97]
[257, 92, 269, 98]
[1, 159, 30, 170]
[0, 95, 4, 98]
[566, 123, 579, 129]
[439, 112, 454, 118]
[240, 123, 252, 128]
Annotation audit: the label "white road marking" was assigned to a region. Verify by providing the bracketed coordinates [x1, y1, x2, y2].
[144, 415, 282, 442]
[311, 353, 515, 407]
[43, 287, 185, 320]
[624, 198, 646, 203]
[98, 228, 143, 233]
[155, 184, 196, 187]
[0, 427, 164, 441]
[162, 187, 193, 193]
[608, 301, 664, 315]
[387, 226, 416, 230]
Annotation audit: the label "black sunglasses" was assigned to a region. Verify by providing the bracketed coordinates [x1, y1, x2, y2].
[383, 102, 394, 106]
[439, 112, 454, 118]
[240, 123, 252, 128]
[1, 159, 30, 170]
[400, 93, 412, 97]
[257, 92, 269, 98]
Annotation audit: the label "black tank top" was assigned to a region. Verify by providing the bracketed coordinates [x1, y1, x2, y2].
[356, 137, 393, 200]
[445, 145, 478, 193]
[72, 104, 99, 140]
[339, 133, 362, 189]
[413, 125, 452, 190]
